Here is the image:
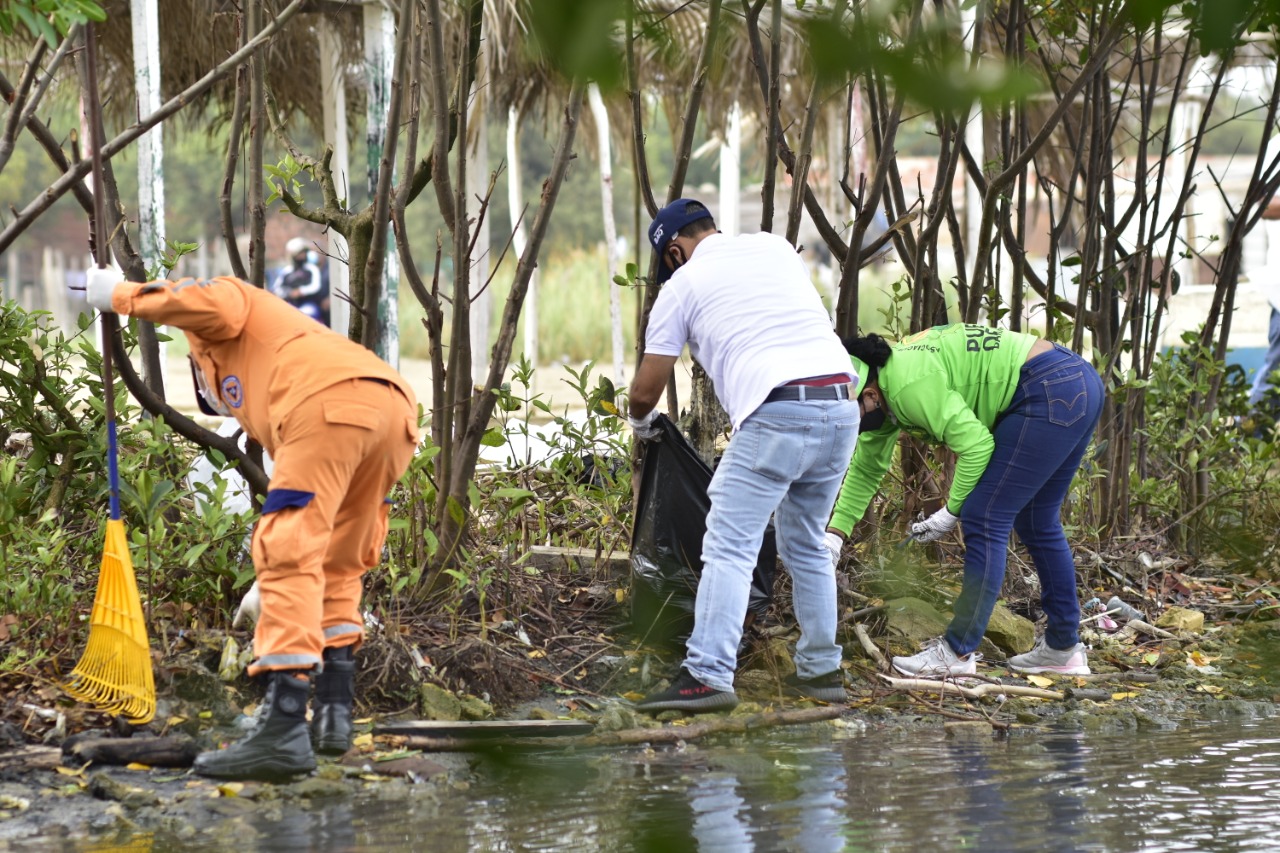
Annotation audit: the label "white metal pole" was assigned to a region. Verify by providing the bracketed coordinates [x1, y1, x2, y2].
[468, 38, 491, 385]
[320, 14, 351, 339]
[509, 105, 537, 366]
[131, 0, 167, 392]
[364, 2, 398, 367]
[961, 4, 984, 309]
[719, 101, 741, 237]
[589, 83, 625, 385]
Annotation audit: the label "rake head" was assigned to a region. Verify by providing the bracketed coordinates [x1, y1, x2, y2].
[65, 519, 155, 724]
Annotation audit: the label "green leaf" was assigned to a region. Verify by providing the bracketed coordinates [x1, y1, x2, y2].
[446, 496, 466, 527]
[78, 2, 108, 24]
[527, 0, 627, 89]
[492, 488, 536, 501]
[480, 426, 506, 447]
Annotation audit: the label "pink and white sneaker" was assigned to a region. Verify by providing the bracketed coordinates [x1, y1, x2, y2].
[1008, 638, 1091, 675]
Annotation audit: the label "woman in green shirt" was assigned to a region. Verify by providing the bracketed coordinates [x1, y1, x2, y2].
[826, 325, 1104, 677]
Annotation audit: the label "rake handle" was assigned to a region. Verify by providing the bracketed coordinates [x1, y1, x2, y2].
[84, 23, 120, 522]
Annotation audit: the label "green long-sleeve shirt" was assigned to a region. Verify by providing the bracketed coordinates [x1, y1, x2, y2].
[828, 324, 1037, 535]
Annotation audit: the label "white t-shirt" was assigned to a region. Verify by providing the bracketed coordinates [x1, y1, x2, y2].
[643, 231, 855, 430]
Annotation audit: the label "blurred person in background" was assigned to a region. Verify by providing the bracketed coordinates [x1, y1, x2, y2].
[272, 237, 327, 325]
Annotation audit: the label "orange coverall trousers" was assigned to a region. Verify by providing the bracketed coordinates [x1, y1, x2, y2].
[248, 378, 418, 675]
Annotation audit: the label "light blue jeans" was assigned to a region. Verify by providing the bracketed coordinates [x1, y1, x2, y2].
[684, 398, 860, 692]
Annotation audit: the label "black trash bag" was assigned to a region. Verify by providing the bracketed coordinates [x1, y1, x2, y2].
[630, 414, 776, 649]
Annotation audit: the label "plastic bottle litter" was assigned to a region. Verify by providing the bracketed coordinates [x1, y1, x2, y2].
[1106, 596, 1145, 622]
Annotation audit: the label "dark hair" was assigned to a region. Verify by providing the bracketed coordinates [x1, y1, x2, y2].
[842, 332, 892, 370]
[678, 214, 717, 239]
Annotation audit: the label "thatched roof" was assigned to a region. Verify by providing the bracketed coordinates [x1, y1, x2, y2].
[0, 1, 842, 169]
[92, 0, 366, 132]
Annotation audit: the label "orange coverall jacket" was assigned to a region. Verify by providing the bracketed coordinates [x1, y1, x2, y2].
[111, 276, 419, 673]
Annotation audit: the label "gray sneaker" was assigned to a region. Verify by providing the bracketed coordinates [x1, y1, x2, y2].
[891, 638, 979, 678]
[1008, 638, 1090, 675]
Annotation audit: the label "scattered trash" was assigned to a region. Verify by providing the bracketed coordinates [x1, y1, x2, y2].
[1084, 595, 1147, 632]
[1156, 606, 1205, 634]
[217, 636, 251, 682]
[1106, 596, 1146, 623]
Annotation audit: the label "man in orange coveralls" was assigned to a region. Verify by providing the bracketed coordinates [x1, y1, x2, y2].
[85, 269, 419, 781]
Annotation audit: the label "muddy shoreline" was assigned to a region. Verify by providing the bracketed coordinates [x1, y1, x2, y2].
[3, 554, 1278, 848]
[2, 621, 1276, 849]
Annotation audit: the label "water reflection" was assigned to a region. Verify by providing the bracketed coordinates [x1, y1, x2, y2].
[43, 715, 1280, 852]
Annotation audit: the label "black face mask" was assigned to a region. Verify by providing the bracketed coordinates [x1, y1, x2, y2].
[666, 245, 686, 275]
[859, 397, 887, 433]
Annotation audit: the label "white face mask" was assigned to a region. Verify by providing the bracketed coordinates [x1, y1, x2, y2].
[191, 359, 232, 417]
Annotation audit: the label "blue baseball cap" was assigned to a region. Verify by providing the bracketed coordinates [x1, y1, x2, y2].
[648, 198, 714, 283]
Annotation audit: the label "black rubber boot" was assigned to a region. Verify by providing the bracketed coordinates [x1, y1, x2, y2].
[312, 646, 355, 756]
[193, 671, 317, 781]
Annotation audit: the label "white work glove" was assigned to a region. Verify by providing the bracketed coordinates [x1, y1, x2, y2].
[911, 507, 959, 543]
[85, 266, 123, 313]
[232, 580, 261, 629]
[823, 531, 845, 569]
[628, 408, 661, 442]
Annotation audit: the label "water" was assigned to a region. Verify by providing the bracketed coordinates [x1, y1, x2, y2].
[51, 715, 1280, 851]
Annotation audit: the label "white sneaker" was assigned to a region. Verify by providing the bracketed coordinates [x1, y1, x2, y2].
[891, 638, 979, 677]
[1008, 638, 1091, 675]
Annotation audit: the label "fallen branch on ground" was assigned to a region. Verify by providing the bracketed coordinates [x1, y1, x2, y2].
[1123, 620, 1176, 640]
[840, 603, 884, 623]
[879, 674, 1063, 700]
[62, 735, 199, 768]
[399, 705, 847, 751]
[903, 693, 1011, 730]
[853, 622, 889, 670]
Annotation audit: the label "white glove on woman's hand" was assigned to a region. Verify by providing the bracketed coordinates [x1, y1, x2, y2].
[910, 507, 959, 543]
[232, 580, 261, 629]
[628, 408, 661, 441]
[823, 531, 845, 568]
[85, 266, 123, 313]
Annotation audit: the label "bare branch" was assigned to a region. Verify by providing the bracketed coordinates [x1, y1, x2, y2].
[626, 7, 658, 218]
[219, 14, 250, 282]
[667, 0, 724, 203]
[425, 0, 457, 233]
[0, 0, 307, 256]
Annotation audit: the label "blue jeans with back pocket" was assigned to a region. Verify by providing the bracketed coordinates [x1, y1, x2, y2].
[945, 344, 1105, 657]
[683, 398, 860, 691]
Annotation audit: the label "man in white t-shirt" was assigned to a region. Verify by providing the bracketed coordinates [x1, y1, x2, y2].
[628, 198, 863, 712]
